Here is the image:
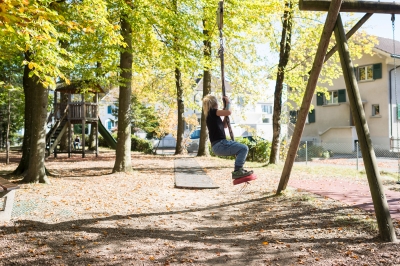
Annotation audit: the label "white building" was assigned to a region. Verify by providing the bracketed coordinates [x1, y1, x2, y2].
[98, 88, 118, 132]
[186, 77, 288, 141]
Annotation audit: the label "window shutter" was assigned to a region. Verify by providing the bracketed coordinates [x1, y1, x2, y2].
[397, 104, 400, 120]
[308, 109, 316, 123]
[338, 89, 346, 103]
[317, 93, 324, 106]
[289, 110, 297, 124]
[373, 63, 382, 79]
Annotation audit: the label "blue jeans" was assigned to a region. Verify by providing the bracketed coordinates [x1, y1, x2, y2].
[212, 139, 249, 169]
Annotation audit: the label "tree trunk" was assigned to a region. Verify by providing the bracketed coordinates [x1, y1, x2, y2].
[113, 16, 133, 173]
[197, 19, 211, 157]
[88, 95, 97, 150]
[59, 93, 70, 151]
[88, 123, 97, 150]
[20, 51, 50, 183]
[269, 0, 293, 165]
[22, 79, 50, 183]
[13, 54, 33, 175]
[6, 90, 11, 164]
[174, 67, 185, 155]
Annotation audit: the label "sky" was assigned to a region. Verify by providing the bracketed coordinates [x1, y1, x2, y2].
[351, 0, 399, 40]
[355, 13, 399, 40]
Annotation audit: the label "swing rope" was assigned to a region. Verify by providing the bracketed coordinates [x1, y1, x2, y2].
[218, 0, 234, 141]
[391, 14, 400, 184]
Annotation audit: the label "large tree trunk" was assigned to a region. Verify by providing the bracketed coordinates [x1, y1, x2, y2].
[174, 67, 185, 155]
[22, 78, 50, 183]
[269, 0, 293, 165]
[19, 52, 50, 183]
[113, 16, 133, 173]
[13, 54, 33, 175]
[197, 19, 211, 157]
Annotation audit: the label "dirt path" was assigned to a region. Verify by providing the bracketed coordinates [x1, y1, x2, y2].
[0, 152, 399, 265]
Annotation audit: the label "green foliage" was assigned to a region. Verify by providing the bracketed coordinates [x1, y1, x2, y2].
[251, 138, 272, 163]
[209, 137, 272, 163]
[98, 135, 110, 148]
[131, 95, 160, 139]
[131, 135, 153, 154]
[279, 138, 290, 161]
[74, 124, 88, 134]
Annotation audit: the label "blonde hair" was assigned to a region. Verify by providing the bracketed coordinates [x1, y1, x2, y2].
[202, 94, 218, 117]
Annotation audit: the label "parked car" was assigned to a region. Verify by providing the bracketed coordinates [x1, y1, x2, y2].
[187, 129, 200, 153]
[153, 134, 176, 149]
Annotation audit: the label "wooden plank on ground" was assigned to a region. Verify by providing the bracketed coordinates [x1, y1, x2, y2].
[174, 158, 219, 189]
[0, 177, 19, 191]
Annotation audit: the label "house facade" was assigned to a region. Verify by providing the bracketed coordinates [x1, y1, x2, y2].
[300, 37, 400, 154]
[98, 88, 118, 132]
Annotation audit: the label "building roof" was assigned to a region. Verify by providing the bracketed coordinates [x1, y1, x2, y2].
[374, 36, 400, 56]
[56, 81, 105, 94]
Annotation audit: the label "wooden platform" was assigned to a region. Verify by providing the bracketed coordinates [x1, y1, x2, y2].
[174, 158, 219, 189]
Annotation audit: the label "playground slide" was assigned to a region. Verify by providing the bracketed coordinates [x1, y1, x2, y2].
[98, 118, 117, 149]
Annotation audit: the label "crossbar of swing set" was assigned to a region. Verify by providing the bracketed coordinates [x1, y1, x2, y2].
[299, 0, 400, 13]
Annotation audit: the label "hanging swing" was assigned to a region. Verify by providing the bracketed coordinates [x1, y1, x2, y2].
[217, 1, 257, 189]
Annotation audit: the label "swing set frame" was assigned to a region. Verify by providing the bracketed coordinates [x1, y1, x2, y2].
[278, 0, 400, 242]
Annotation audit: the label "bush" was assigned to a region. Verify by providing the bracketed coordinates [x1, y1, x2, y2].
[297, 143, 325, 158]
[131, 135, 153, 154]
[208, 137, 272, 163]
[98, 135, 111, 148]
[251, 139, 271, 162]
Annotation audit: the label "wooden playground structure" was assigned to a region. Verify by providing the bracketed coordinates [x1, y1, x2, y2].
[46, 83, 103, 158]
[278, 0, 400, 242]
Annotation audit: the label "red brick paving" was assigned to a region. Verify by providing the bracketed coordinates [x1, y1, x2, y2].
[288, 178, 400, 221]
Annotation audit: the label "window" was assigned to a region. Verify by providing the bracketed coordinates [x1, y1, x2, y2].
[107, 105, 113, 114]
[261, 104, 272, 114]
[237, 96, 245, 106]
[107, 120, 114, 130]
[358, 65, 373, 81]
[372, 104, 380, 116]
[317, 89, 346, 106]
[325, 91, 339, 104]
[262, 115, 270, 123]
[356, 63, 382, 81]
[289, 109, 315, 124]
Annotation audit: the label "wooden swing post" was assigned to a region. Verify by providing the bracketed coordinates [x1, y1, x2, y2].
[334, 13, 397, 243]
[277, 0, 342, 193]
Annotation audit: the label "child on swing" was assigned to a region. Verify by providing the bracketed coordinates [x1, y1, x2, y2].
[203, 94, 253, 179]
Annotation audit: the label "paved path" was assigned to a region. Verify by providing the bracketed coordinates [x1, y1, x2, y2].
[174, 158, 219, 189]
[288, 178, 400, 221]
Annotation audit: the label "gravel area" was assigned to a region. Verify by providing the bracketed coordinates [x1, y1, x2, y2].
[0, 151, 399, 266]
